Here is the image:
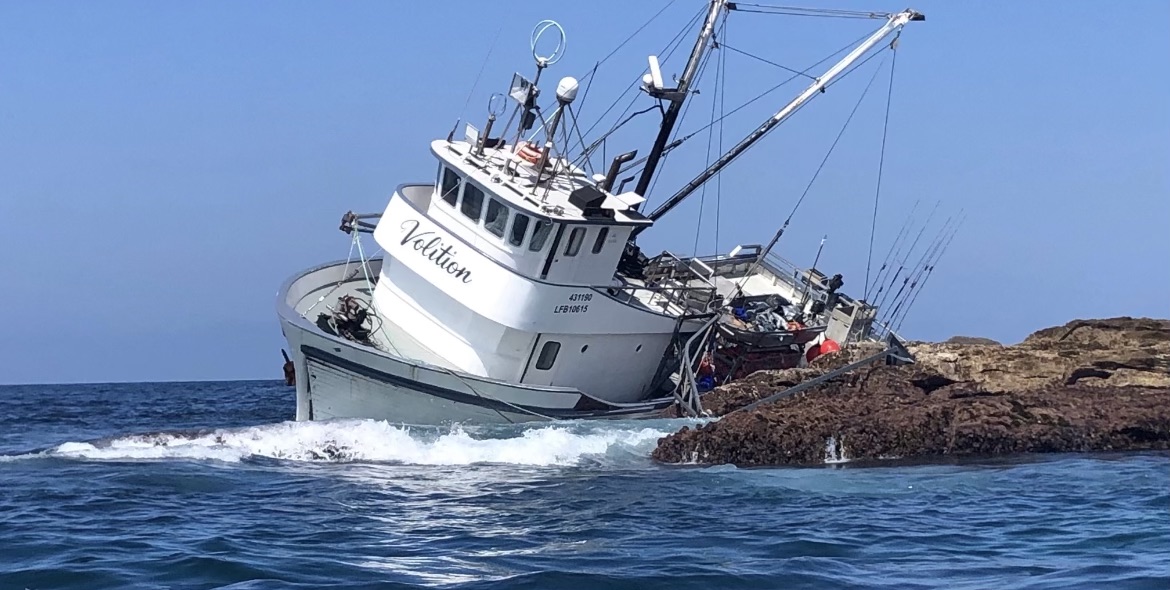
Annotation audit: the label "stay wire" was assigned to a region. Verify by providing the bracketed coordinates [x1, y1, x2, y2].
[670, 28, 874, 149]
[863, 32, 899, 302]
[784, 54, 887, 230]
[644, 17, 722, 209]
[576, 0, 682, 81]
[581, 4, 705, 141]
[649, 28, 892, 216]
[694, 17, 728, 256]
[746, 51, 885, 272]
[714, 16, 728, 256]
[720, 42, 815, 80]
[459, 27, 502, 120]
[730, 3, 889, 19]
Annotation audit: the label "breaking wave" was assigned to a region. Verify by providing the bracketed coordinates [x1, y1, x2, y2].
[12, 420, 682, 467]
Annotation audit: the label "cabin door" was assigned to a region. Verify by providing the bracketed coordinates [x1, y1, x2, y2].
[521, 335, 562, 386]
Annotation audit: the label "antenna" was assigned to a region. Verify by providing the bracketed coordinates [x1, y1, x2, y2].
[508, 21, 568, 144]
[644, 55, 665, 92]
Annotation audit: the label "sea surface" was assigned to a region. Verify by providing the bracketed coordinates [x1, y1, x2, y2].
[1, 381, 1167, 589]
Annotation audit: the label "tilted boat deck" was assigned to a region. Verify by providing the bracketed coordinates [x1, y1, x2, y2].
[292, 275, 461, 372]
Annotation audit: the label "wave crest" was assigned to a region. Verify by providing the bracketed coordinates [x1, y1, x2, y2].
[27, 420, 675, 466]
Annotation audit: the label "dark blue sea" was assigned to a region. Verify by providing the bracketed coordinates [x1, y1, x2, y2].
[1, 381, 1167, 589]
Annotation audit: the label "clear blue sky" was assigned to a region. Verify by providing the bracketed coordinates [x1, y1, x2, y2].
[1, 1, 1167, 384]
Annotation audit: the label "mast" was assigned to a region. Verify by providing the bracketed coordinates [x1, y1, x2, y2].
[632, 0, 727, 199]
[643, 8, 924, 224]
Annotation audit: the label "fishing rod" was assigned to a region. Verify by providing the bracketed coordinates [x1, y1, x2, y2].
[883, 213, 960, 328]
[891, 213, 965, 331]
[877, 215, 953, 326]
[875, 200, 935, 309]
[884, 216, 953, 322]
[874, 205, 944, 312]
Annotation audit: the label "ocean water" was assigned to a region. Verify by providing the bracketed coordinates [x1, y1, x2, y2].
[1, 381, 1167, 590]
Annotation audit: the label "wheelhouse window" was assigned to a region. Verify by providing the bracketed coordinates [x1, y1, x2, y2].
[461, 183, 484, 221]
[592, 227, 609, 254]
[529, 220, 552, 251]
[509, 213, 530, 247]
[484, 199, 508, 238]
[535, 341, 560, 370]
[564, 227, 585, 257]
[440, 167, 461, 206]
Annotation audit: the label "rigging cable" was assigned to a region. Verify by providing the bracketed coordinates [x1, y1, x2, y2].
[653, 32, 894, 220]
[458, 27, 502, 121]
[642, 15, 724, 209]
[789, 55, 887, 227]
[667, 28, 879, 156]
[714, 16, 728, 256]
[570, 63, 601, 176]
[694, 16, 728, 256]
[576, 0, 682, 81]
[729, 3, 890, 20]
[719, 42, 815, 80]
[581, 4, 706, 140]
[723, 51, 888, 305]
[863, 32, 900, 302]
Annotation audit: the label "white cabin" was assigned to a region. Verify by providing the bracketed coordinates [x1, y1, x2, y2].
[368, 137, 705, 403]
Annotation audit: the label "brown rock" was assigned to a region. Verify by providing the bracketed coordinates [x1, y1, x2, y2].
[653, 318, 1170, 466]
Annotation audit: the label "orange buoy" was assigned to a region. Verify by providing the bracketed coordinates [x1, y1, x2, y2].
[805, 338, 841, 364]
[805, 343, 822, 363]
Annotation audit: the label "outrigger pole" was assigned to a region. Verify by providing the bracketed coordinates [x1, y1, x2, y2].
[633, 0, 728, 200]
[639, 8, 924, 230]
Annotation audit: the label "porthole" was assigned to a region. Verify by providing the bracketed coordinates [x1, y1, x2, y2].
[580, 345, 589, 353]
[635, 344, 643, 352]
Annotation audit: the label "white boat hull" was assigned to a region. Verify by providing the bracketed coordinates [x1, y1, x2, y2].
[277, 260, 675, 425]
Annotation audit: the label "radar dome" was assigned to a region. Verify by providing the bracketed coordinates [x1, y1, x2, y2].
[556, 77, 579, 103]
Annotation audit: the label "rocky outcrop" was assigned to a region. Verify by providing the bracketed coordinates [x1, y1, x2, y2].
[653, 318, 1170, 466]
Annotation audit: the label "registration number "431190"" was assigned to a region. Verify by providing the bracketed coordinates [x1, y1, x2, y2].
[553, 292, 593, 314]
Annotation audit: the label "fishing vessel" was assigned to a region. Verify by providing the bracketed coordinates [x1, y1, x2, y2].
[276, 1, 926, 424]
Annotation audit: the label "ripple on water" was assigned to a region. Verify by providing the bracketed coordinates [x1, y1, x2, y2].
[1, 382, 1168, 589]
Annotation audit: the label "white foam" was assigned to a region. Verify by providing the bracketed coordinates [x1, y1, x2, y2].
[34, 420, 675, 466]
[824, 435, 851, 464]
[0, 452, 42, 463]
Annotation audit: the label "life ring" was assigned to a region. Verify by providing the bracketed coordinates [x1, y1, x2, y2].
[517, 142, 542, 164]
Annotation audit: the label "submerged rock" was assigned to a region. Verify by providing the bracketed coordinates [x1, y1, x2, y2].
[653, 317, 1170, 466]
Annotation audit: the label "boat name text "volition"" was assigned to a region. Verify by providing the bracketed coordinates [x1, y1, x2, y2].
[399, 220, 473, 284]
